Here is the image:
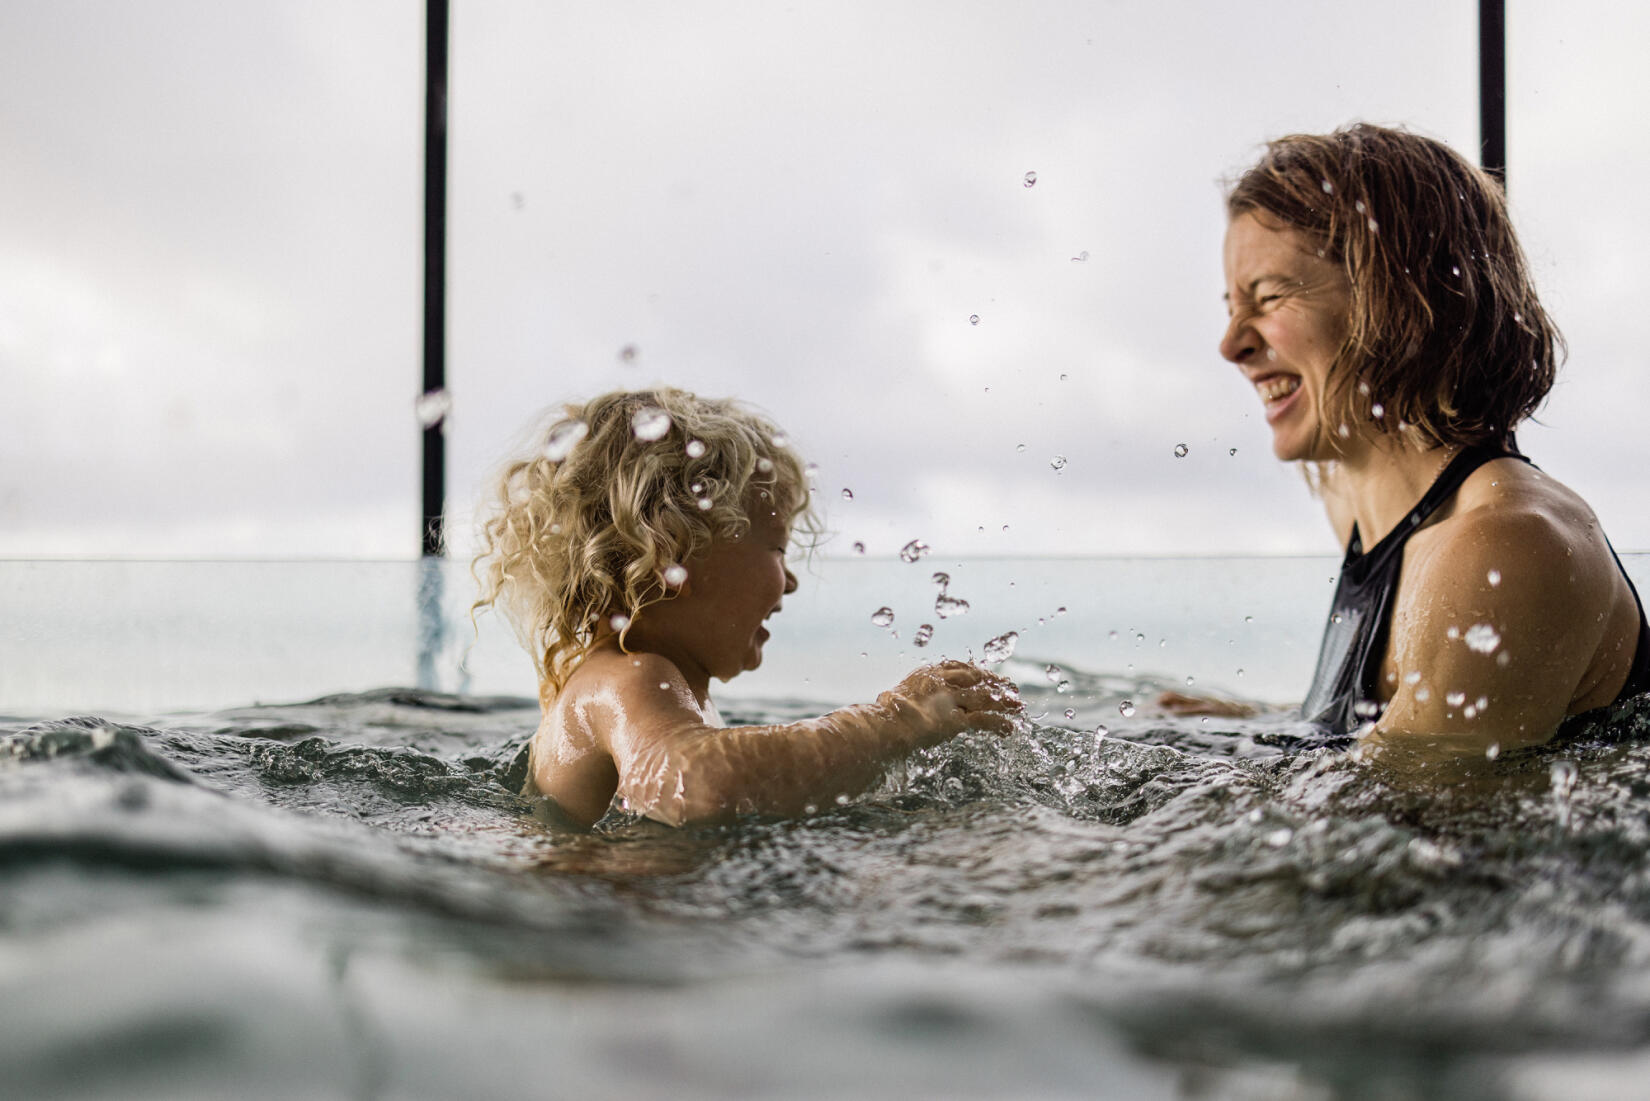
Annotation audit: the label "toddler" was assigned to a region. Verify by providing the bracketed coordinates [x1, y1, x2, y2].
[473, 387, 1021, 828]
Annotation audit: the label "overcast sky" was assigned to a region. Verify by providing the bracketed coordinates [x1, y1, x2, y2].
[3, 0, 1645, 560]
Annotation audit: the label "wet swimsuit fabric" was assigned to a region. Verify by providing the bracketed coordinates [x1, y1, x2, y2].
[1301, 443, 1650, 735]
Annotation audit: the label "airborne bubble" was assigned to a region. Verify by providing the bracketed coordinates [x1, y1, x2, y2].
[543, 419, 589, 461]
[982, 631, 1019, 663]
[631, 407, 672, 441]
[415, 388, 452, 428]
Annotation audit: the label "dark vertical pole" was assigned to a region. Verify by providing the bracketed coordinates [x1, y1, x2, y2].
[421, 0, 449, 557]
[1479, 0, 1506, 187]
[417, 0, 450, 692]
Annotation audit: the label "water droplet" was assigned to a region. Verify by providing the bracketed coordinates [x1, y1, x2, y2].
[899, 539, 931, 563]
[1320, 179, 1334, 194]
[658, 682, 670, 690]
[1023, 170, 1038, 188]
[852, 541, 866, 555]
[1371, 403, 1385, 419]
[981, 630, 1018, 663]
[1016, 443, 1027, 453]
[1353, 699, 1382, 719]
[1266, 828, 1294, 848]
[935, 594, 970, 619]
[415, 388, 452, 428]
[1354, 200, 1366, 214]
[1055, 606, 1067, 616]
[1404, 670, 1422, 685]
[1173, 443, 1189, 458]
[1229, 447, 1238, 456]
[609, 614, 631, 631]
[1071, 251, 1089, 262]
[911, 623, 934, 648]
[1094, 724, 1109, 739]
[969, 314, 980, 325]
[840, 488, 854, 500]
[1044, 664, 1064, 684]
[1464, 623, 1501, 653]
[696, 497, 713, 511]
[835, 793, 850, 806]
[1368, 218, 1379, 232]
[1446, 625, 1461, 641]
[931, 571, 950, 587]
[685, 439, 707, 458]
[1049, 455, 1067, 471]
[662, 563, 688, 587]
[870, 607, 895, 628]
[1485, 742, 1501, 760]
[1452, 265, 1461, 277]
[1444, 691, 1467, 708]
[1118, 700, 1136, 718]
[1487, 569, 1502, 587]
[1414, 686, 1432, 702]
[543, 419, 589, 461]
[631, 406, 672, 441]
[756, 457, 774, 473]
[1244, 615, 1254, 624]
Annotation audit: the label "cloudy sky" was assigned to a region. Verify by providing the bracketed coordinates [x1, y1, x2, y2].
[3, 0, 1645, 561]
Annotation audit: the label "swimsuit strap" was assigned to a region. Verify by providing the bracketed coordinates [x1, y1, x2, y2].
[1351, 442, 1524, 559]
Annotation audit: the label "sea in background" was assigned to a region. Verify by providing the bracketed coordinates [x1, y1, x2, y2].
[6, 554, 1650, 1101]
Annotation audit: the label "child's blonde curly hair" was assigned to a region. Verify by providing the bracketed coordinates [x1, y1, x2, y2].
[472, 387, 820, 694]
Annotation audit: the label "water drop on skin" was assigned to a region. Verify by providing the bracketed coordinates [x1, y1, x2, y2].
[1487, 569, 1502, 587]
[1464, 623, 1501, 653]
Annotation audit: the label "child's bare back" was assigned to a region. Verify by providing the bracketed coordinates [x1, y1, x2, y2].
[473, 388, 1022, 828]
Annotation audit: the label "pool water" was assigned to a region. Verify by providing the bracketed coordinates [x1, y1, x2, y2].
[7, 670, 1650, 1100]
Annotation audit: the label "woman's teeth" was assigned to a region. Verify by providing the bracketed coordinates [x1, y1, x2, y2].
[1258, 376, 1301, 402]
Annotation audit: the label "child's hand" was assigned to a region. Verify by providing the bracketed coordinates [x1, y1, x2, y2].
[877, 660, 1024, 747]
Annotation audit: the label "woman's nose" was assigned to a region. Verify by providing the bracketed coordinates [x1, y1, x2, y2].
[1220, 313, 1259, 364]
[783, 567, 798, 595]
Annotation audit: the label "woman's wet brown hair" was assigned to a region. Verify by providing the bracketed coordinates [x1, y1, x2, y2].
[1227, 123, 1562, 449]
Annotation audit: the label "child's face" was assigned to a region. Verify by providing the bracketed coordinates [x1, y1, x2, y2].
[664, 504, 798, 684]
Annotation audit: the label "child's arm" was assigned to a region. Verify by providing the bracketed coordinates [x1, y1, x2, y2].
[605, 655, 1020, 826]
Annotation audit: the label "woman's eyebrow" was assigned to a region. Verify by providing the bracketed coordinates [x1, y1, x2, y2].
[1222, 273, 1291, 303]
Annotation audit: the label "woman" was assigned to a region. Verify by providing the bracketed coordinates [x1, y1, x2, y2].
[1167, 123, 1649, 751]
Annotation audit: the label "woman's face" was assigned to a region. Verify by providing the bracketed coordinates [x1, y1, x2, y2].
[1220, 211, 1355, 463]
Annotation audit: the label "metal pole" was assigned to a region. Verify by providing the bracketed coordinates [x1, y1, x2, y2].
[418, 0, 450, 692]
[1479, 0, 1506, 186]
[421, 0, 449, 557]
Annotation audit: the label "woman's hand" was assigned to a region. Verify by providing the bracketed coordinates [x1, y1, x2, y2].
[1155, 691, 1260, 718]
[878, 660, 1023, 747]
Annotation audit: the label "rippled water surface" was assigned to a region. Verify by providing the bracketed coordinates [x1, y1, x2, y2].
[7, 666, 1650, 1100]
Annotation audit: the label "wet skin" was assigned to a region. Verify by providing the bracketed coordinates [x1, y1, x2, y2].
[526, 509, 1024, 827]
[1164, 213, 1644, 753]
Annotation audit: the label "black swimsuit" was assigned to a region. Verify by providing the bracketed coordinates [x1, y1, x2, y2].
[1302, 443, 1650, 734]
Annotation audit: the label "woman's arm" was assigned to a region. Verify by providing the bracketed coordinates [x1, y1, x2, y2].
[604, 656, 1022, 826]
[1367, 508, 1617, 752]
